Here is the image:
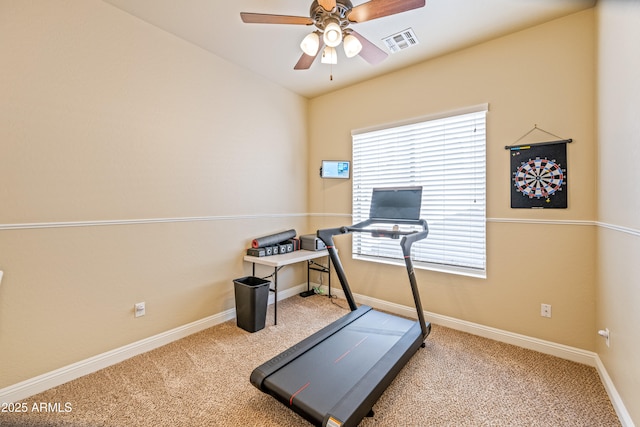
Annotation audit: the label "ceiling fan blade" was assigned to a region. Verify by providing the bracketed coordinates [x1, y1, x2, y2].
[240, 12, 313, 25]
[318, 0, 337, 12]
[294, 41, 325, 70]
[350, 31, 388, 65]
[348, 0, 426, 23]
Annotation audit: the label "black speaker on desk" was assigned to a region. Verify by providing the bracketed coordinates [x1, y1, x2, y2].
[300, 235, 326, 251]
[247, 248, 266, 257]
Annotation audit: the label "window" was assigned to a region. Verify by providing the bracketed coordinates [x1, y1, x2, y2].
[351, 105, 487, 277]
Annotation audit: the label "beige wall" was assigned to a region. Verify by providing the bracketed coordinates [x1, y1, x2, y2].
[308, 10, 598, 350]
[0, 1, 309, 388]
[2, 1, 638, 422]
[596, 0, 640, 422]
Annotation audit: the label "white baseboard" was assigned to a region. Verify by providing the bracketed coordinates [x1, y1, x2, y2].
[0, 283, 307, 404]
[323, 286, 634, 427]
[324, 286, 598, 365]
[594, 355, 636, 427]
[1, 282, 633, 427]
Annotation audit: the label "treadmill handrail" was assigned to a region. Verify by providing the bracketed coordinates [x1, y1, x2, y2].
[346, 217, 428, 230]
[317, 217, 430, 337]
[320, 219, 427, 241]
[344, 219, 428, 248]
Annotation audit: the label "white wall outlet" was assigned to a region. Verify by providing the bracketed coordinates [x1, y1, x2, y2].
[598, 328, 610, 348]
[0, 271, 3, 287]
[541, 303, 552, 318]
[134, 302, 146, 318]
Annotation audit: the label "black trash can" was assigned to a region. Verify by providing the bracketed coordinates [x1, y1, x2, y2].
[233, 276, 270, 332]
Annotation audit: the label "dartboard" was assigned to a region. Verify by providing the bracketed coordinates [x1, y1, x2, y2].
[513, 157, 564, 199]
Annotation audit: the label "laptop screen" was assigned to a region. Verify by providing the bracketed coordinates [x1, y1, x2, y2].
[369, 186, 423, 220]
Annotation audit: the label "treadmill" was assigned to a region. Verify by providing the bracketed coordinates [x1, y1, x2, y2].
[250, 186, 431, 427]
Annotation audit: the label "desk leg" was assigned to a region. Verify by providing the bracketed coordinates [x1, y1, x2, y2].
[299, 261, 316, 298]
[273, 267, 277, 325]
[328, 256, 332, 298]
[302, 256, 332, 298]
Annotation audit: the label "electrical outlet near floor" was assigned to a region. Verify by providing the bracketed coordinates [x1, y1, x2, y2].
[134, 302, 146, 318]
[541, 303, 552, 318]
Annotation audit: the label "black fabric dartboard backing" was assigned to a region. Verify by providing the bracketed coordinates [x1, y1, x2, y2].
[510, 142, 568, 209]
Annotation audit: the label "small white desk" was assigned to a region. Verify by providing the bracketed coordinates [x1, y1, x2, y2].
[243, 250, 331, 325]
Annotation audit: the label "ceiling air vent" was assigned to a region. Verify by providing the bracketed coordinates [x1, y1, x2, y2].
[382, 28, 419, 53]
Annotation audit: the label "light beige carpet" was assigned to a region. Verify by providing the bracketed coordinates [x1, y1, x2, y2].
[1, 295, 620, 426]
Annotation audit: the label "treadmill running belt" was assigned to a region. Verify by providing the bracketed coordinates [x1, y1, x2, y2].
[262, 310, 416, 423]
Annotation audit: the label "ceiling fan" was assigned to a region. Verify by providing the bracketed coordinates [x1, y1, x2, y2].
[240, 0, 426, 70]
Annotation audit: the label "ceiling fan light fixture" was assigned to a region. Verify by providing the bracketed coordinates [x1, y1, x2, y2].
[300, 31, 320, 56]
[343, 33, 362, 58]
[242, 0, 428, 71]
[323, 21, 342, 48]
[321, 46, 338, 64]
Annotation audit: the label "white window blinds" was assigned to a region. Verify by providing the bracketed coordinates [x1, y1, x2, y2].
[352, 107, 487, 275]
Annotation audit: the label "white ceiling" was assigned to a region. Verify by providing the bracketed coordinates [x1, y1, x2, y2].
[102, 0, 596, 98]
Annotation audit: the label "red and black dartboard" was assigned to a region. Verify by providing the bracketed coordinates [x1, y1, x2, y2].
[514, 157, 564, 199]
[509, 142, 568, 209]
